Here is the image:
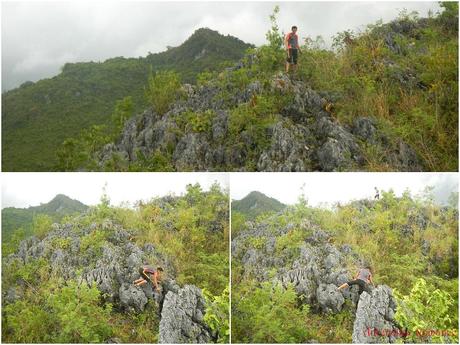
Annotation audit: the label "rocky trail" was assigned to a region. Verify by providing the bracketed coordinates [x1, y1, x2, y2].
[3, 218, 215, 343]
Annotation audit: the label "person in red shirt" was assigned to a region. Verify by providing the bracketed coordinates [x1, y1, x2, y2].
[133, 265, 163, 292]
[285, 26, 301, 73]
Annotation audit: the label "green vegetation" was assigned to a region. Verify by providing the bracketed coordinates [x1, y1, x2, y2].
[2, 28, 253, 171]
[232, 281, 310, 343]
[145, 70, 183, 115]
[297, 2, 458, 171]
[394, 278, 457, 343]
[232, 187, 458, 343]
[203, 287, 230, 343]
[2, 183, 229, 342]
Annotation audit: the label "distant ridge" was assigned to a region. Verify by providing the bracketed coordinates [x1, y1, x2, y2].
[232, 191, 286, 219]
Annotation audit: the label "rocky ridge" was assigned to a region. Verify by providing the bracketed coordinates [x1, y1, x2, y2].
[97, 69, 422, 172]
[3, 216, 214, 343]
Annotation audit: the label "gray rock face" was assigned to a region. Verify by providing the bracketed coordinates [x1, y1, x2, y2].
[232, 217, 362, 312]
[317, 283, 346, 313]
[96, 67, 422, 172]
[159, 285, 213, 343]
[352, 285, 398, 344]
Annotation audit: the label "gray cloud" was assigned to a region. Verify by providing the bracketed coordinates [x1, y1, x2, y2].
[2, 1, 440, 91]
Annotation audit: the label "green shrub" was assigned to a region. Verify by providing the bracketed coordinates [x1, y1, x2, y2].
[32, 214, 53, 239]
[203, 287, 230, 343]
[80, 229, 108, 255]
[232, 282, 310, 343]
[145, 70, 182, 115]
[394, 278, 458, 343]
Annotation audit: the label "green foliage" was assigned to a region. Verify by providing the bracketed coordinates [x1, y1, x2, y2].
[2, 227, 27, 257]
[115, 182, 229, 296]
[230, 211, 247, 237]
[275, 229, 304, 254]
[248, 237, 266, 250]
[32, 213, 53, 239]
[3, 280, 113, 343]
[394, 278, 458, 343]
[80, 229, 108, 256]
[51, 237, 71, 250]
[175, 109, 216, 134]
[232, 281, 310, 343]
[3, 300, 55, 343]
[128, 150, 175, 172]
[145, 70, 182, 115]
[203, 287, 230, 343]
[47, 281, 113, 342]
[3, 183, 229, 343]
[111, 96, 134, 135]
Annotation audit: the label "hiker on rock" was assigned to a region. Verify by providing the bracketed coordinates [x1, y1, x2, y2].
[134, 265, 163, 292]
[374, 187, 380, 200]
[337, 266, 375, 296]
[285, 25, 301, 74]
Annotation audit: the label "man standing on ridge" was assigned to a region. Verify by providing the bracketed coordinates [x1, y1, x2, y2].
[285, 26, 301, 74]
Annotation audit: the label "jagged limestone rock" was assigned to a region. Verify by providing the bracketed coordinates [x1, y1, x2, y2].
[96, 66, 422, 172]
[352, 285, 399, 344]
[159, 285, 213, 343]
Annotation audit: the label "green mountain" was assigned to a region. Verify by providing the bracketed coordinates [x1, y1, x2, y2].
[2, 194, 88, 240]
[2, 28, 253, 171]
[232, 191, 286, 220]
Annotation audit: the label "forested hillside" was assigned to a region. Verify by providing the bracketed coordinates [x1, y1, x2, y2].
[231, 188, 458, 343]
[2, 194, 88, 242]
[2, 28, 253, 171]
[57, 3, 457, 172]
[2, 184, 229, 343]
[232, 191, 286, 220]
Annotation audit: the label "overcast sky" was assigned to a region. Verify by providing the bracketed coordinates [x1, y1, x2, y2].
[1, 172, 229, 208]
[1, 1, 440, 91]
[231, 173, 458, 206]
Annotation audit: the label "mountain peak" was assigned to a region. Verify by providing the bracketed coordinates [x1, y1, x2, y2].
[233, 191, 286, 219]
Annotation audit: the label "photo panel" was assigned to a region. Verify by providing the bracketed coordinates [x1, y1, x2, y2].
[231, 172, 458, 343]
[1, 172, 229, 343]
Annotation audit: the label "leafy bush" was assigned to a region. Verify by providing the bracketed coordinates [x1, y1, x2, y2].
[394, 278, 458, 343]
[32, 214, 53, 239]
[203, 287, 230, 343]
[145, 70, 183, 115]
[232, 281, 310, 343]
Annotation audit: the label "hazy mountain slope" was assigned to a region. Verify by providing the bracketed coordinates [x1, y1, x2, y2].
[2, 194, 88, 240]
[2, 28, 253, 171]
